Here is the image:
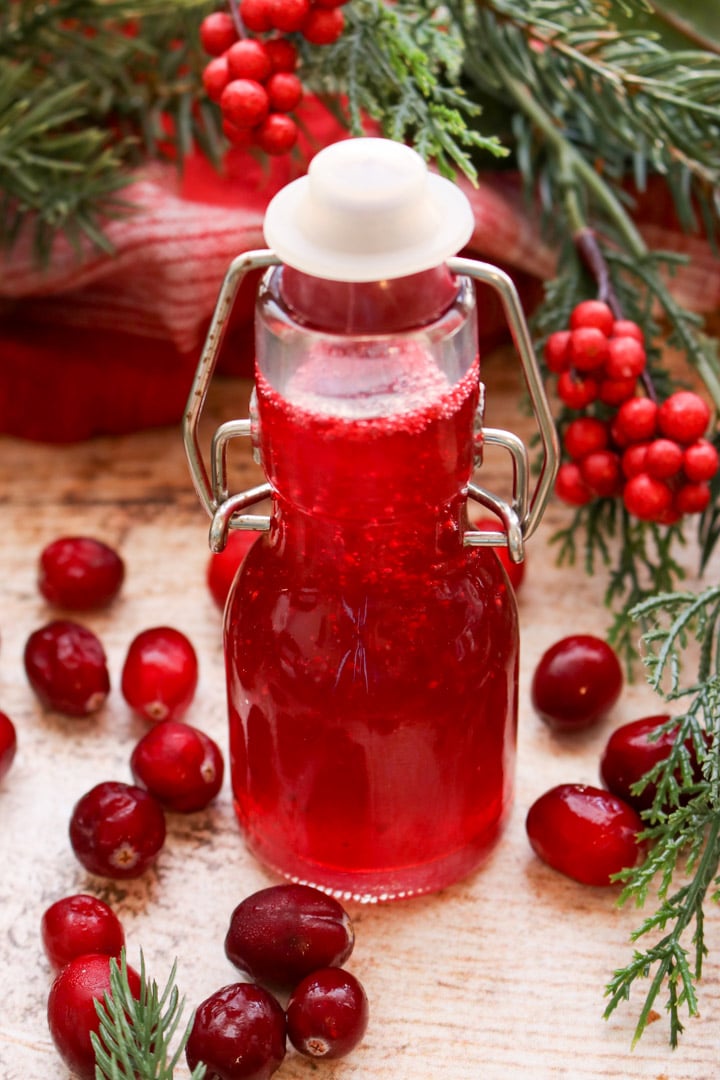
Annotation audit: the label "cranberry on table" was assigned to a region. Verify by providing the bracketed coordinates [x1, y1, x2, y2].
[130, 720, 224, 812]
[531, 634, 623, 731]
[600, 714, 701, 813]
[185, 982, 286, 1080]
[121, 626, 198, 723]
[69, 781, 166, 879]
[225, 883, 354, 991]
[47, 953, 141, 1080]
[38, 536, 125, 610]
[287, 967, 369, 1060]
[526, 783, 644, 886]
[41, 893, 125, 972]
[24, 620, 110, 717]
[0, 711, 17, 781]
[207, 529, 260, 610]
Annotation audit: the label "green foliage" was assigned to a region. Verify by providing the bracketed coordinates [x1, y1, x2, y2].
[92, 949, 205, 1079]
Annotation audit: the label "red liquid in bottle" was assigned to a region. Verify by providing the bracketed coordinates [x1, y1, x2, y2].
[225, 332, 518, 900]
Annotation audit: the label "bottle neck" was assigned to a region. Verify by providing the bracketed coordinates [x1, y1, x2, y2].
[279, 265, 460, 334]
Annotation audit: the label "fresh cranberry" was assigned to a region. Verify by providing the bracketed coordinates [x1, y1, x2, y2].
[544, 330, 571, 373]
[269, 0, 311, 31]
[225, 884, 354, 991]
[599, 714, 693, 813]
[683, 439, 719, 482]
[130, 720, 224, 812]
[254, 113, 299, 155]
[674, 480, 712, 515]
[526, 783, 644, 886]
[470, 518, 525, 590]
[644, 438, 684, 480]
[623, 472, 673, 521]
[38, 536, 125, 610]
[41, 894, 125, 971]
[223, 119, 254, 148]
[265, 37, 298, 72]
[185, 982, 286, 1080]
[569, 299, 614, 336]
[301, 5, 345, 43]
[554, 461, 593, 506]
[604, 336, 646, 381]
[239, 0, 273, 31]
[121, 626, 198, 722]
[24, 620, 110, 717]
[287, 968, 369, 1060]
[266, 72, 303, 112]
[657, 391, 711, 445]
[568, 326, 609, 372]
[611, 319, 644, 343]
[556, 370, 598, 410]
[221, 79, 270, 128]
[69, 781, 166, 879]
[613, 397, 658, 446]
[227, 39, 273, 82]
[563, 417, 608, 461]
[207, 530, 259, 610]
[199, 11, 238, 55]
[47, 953, 141, 1080]
[621, 442, 650, 479]
[203, 55, 231, 103]
[579, 450, 622, 497]
[531, 634, 623, 731]
[597, 375, 637, 406]
[0, 711, 17, 781]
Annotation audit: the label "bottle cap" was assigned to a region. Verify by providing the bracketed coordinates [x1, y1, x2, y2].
[263, 137, 474, 282]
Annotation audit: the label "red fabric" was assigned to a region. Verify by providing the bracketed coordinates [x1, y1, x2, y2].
[1, 100, 717, 442]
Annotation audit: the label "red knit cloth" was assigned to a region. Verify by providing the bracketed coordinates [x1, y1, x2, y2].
[1, 101, 717, 442]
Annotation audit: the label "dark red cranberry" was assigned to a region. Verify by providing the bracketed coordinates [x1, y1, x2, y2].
[130, 720, 224, 812]
[185, 982, 286, 1080]
[121, 626, 198, 722]
[47, 953, 141, 1080]
[286, 967, 369, 1059]
[38, 536, 125, 610]
[206, 529, 259, 610]
[526, 783, 644, 886]
[531, 634, 623, 731]
[24, 620, 110, 717]
[225, 884, 354, 991]
[69, 781, 166, 879]
[600, 714, 703, 813]
[41, 893, 125, 971]
[0, 711, 17, 781]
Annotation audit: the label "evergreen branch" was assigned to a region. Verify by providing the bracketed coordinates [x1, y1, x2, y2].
[92, 949, 205, 1080]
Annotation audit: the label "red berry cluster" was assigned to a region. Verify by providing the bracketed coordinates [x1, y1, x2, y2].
[547, 299, 718, 524]
[199, 0, 347, 156]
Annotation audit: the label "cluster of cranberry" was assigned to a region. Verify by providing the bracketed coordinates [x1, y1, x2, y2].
[526, 633, 701, 886]
[200, 0, 348, 156]
[547, 299, 718, 524]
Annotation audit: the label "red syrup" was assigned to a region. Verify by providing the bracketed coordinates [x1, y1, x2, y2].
[225, 337, 519, 901]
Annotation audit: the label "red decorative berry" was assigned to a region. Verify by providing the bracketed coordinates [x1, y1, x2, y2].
[225, 884, 355, 990]
[612, 397, 658, 446]
[47, 954, 142, 1080]
[207, 529, 259, 610]
[41, 894, 125, 972]
[222, 118, 254, 148]
[265, 36, 298, 72]
[301, 6, 345, 43]
[254, 113, 299, 155]
[674, 481, 712, 515]
[130, 720, 224, 813]
[69, 781, 166, 879]
[287, 968, 369, 1060]
[531, 634, 623, 731]
[186, 983, 286, 1080]
[239, 0, 273, 32]
[644, 438, 684, 480]
[544, 330, 571, 374]
[683, 439, 719, 483]
[269, 0, 311, 31]
[604, 336, 646, 381]
[227, 39, 273, 82]
[597, 375, 637, 406]
[221, 78, 270, 128]
[121, 626, 198, 723]
[569, 299, 614, 336]
[199, 11, 238, 56]
[622, 472, 672, 521]
[611, 319, 644, 343]
[579, 450, 622, 498]
[526, 783, 644, 886]
[621, 442, 650, 479]
[658, 390, 711, 445]
[203, 55, 231, 103]
[554, 461, 592, 506]
[266, 71, 303, 112]
[38, 536, 125, 610]
[563, 417, 608, 461]
[556, 370, 598, 410]
[599, 714, 688, 813]
[24, 620, 110, 717]
[470, 517, 526, 591]
[568, 326, 609, 373]
[0, 711, 17, 782]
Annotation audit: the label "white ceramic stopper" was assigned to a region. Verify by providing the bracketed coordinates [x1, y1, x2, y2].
[262, 137, 474, 282]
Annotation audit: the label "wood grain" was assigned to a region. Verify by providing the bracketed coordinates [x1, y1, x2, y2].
[1, 354, 718, 1080]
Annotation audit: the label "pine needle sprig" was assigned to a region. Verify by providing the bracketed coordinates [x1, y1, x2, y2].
[299, 0, 508, 182]
[603, 590, 720, 1046]
[92, 949, 205, 1080]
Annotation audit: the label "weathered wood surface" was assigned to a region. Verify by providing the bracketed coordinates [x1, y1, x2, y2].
[1, 353, 719, 1080]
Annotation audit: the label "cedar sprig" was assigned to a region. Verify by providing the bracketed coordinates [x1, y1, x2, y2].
[92, 948, 205, 1079]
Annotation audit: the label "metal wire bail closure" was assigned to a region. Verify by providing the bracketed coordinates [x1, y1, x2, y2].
[183, 251, 559, 559]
